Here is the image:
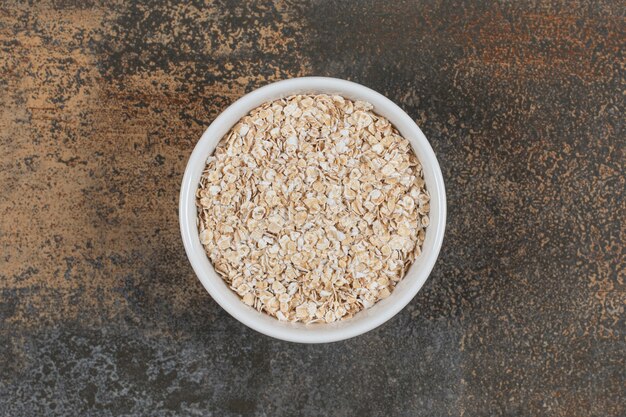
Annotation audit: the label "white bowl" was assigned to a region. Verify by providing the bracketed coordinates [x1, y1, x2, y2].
[180, 77, 446, 343]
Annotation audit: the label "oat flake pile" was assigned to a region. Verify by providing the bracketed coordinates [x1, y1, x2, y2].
[197, 94, 430, 323]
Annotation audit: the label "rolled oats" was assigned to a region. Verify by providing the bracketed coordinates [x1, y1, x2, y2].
[197, 94, 429, 323]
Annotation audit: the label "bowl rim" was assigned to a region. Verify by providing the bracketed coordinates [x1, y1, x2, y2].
[179, 76, 446, 343]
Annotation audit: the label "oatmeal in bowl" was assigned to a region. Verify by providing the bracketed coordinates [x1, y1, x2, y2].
[197, 94, 430, 324]
[180, 78, 445, 342]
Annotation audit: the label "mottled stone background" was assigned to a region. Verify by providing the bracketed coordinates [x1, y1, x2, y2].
[0, 1, 624, 416]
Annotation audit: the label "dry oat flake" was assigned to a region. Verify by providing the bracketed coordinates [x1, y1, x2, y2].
[197, 94, 429, 323]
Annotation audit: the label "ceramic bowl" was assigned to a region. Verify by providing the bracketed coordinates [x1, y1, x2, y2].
[180, 77, 446, 343]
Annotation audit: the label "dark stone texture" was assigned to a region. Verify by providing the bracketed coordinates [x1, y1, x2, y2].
[0, 1, 623, 416]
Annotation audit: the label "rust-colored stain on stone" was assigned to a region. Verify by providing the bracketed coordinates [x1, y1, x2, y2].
[1, 0, 308, 327]
[0, 0, 623, 416]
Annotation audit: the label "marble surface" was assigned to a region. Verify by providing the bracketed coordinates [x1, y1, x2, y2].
[1, 1, 624, 416]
